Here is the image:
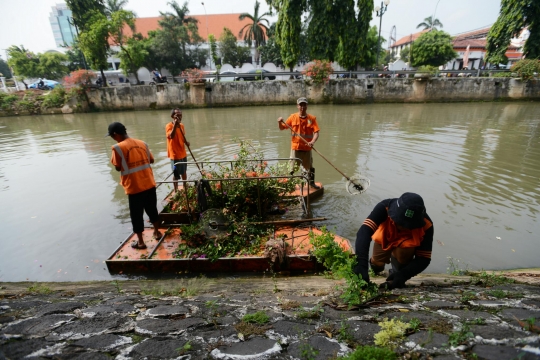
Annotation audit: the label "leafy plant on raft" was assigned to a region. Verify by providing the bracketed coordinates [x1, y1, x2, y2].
[309, 227, 379, 307]
[170, 140, 302, 261]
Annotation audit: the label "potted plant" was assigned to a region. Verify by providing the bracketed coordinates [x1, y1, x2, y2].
[181, 68, 206, 84]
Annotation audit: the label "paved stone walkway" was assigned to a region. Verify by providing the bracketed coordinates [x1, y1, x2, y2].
[1, 274, 539, 359]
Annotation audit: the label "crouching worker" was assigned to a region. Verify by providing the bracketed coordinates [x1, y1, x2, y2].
[107, 122, 162, 250]
[353, 192, 434, 290]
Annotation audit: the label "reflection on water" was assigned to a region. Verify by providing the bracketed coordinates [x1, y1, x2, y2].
[0, 103, 539, 281]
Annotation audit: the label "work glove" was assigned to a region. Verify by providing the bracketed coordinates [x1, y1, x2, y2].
[378, 272, 405, 290]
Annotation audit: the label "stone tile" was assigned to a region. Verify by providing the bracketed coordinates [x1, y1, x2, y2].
[2, 300, 49, 310]
[195, 326, 237, 342]
[144, 305, 189, 318]
[470, 325, 526, 341]
[229, 294, 251, 302]
[211, 337, 281, 358]
[287, 336, 343, 360]
[125, 337, 193, 359]
[348, 321, 380, 345]
[320, 306, 363, 321]
[56, 352, 111, 360]
[472, 300, 507, 307]
[522, 299, 540, 308]
[101, 295, 140, 305]
[499, 308, 540, 321]
[472, 344, 539, 360]
[444, 310, 496, 321]
[270, 320, 314, 337]
[423, 301, 462, 309]
[1, 314, 74, 337]
[81, 304, 134, 317]
[36, 302, 86, 316]
[0, 315, 15, 324]
[71, 334, 132, 350]
[407, 331, 449, 350]
[383, 311, 443, 324]
[136, 317, 205, 335]
[54, 316, 134, 339]
[0, 338, 57, 358]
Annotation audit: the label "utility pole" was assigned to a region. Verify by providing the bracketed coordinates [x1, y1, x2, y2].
[375, 0, 390, 68]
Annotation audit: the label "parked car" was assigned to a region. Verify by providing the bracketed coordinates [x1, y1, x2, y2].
[235, 69, 276, 81]
[28, 79, 60, 90]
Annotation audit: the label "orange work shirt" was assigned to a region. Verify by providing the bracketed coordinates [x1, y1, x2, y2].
[282, 113, 320, 151]
[372, 216, 433, 251]
[165, 122, 187, 159]
[111, 138, 156, 195]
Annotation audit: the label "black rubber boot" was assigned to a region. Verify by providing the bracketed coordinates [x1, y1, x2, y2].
[309, 168, 321, 189]
[369, 259, 385, 275]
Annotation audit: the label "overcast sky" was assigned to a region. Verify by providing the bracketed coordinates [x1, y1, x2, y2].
[0, 0, 502, 59]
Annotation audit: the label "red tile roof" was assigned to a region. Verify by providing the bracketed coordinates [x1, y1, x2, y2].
[453, 27, 491, 41]
[391, 30, 428, 48]
[124, 14, 255, 41]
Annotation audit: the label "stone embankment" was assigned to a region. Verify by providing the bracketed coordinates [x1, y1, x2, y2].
[1, 271, 540, 359]
[80, 78, 540, 113]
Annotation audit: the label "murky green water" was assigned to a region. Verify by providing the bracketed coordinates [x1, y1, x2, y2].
[1, 102, 539, 281]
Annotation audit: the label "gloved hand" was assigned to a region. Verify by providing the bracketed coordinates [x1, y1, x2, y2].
[378, 272, 405, 290]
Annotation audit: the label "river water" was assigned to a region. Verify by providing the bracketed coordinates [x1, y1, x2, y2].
[1, 102, 539, 282]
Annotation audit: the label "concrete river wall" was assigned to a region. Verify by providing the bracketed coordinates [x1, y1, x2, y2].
[83, 77, 540, 111]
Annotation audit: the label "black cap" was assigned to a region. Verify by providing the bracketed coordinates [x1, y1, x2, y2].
[387, 192, 426, 229]
[105, 122, 127, 137]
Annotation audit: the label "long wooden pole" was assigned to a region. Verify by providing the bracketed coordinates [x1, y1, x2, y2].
[176, 119, 204, 176]
[279, 119, 352, 181]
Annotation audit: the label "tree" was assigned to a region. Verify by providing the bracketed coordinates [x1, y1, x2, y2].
[416, 16, 443, 30]
[275, 0, 305, 71]
[219, 28, 251, 67]
[486, 0, 540, 65]
[410, 30, 457, 67]
[65, 0, 106, 32]
[105, 0, 129, 17]
[63, 41, 87, 71]
[239, 0, 271, 64]
[7, 46, 69, 88]
[0, 58, 13, 78]
[78, 11, 110, 85]
[259, 36, 283, 66]
[208, 34, 221, 69]
[399, 45, 410, 63]
[359, 26, 384, 68]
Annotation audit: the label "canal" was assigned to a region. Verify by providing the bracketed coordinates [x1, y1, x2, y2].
[0, 102, 539, 281]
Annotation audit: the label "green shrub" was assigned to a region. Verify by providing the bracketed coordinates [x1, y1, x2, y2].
[41, 86, 66, 109]
[242, 311, 269, 324]
[339, 346, 397, 360]
[490, 72, 512, 78]
[417, 65, 439, 76]
[17, 100, 35, 112]
[373, 318, 410, 350]
[1, 94, 18, 110]
[511, 59, 540, 81]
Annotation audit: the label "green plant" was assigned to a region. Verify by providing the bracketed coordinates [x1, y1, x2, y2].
[41, 86, 66, 109]
[111, 280, 123, 294]
[302, 60, 334, 84]
[27, 283, 53, 294]
[409, 318, 421, 332]
[338, 320, 354, 344]
[511, 59, 540, 81]
[339, 346, 397, 360]
[373, 318, 410, 350]
[0, 94, 18, 111]
[466, 318, 486, 325]
[490, 71, 512, 78]
[417, 65, 439, 76]
[447, 256, 470, 276]
[297, 305, 324, 319]
[460, 291, 478, 303]
[176, 340, 192, 354]
[242, 311, 269, 324]
[486, 289, 507, 299]
[300, 343, 319, 360]
[471, 270, 514, 287]
[445, 324, 474, 348]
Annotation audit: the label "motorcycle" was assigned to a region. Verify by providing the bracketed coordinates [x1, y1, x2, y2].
[37, 84, 52, 90]
[149, 76, 168, 85]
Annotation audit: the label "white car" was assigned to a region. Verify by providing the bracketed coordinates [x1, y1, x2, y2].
[207, 71, 238, 82]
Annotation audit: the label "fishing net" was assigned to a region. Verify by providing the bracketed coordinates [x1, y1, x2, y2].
[199, 209, 230, 238]
[346, 175, 371, 195]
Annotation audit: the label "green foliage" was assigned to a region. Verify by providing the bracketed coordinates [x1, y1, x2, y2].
[409, 318, 421, 332]
[78, 11, 110, 73]
[296, 305, 324, 319]
[471, 270, 515, 287]
[28, 283, 53, 294]
[411, 30, 457, 67]
[0, 93, 18, 111]
[460, 291, 478, 303]
[486, 0, 540, 64]
[219, 27, 252, 67]
[339, 346, 397, 360]
[309, 227, 378, 306]
[41, 86, 67, 109]
[62, 41, 87, 71]
[445, 324, 474, 347]
[239, 0, 271, 63]
[416, 16, 443, 30]
[511, 59, 540, 80]
[242, 311, 270, 324]
[208, 34, 220, 68]
[302, 60, 333, 84]
[360, 26, 382, 68]
[259, 36, 283, 67]
[275, 0, 305, 70]
[7, 46, 68, 80]
[417, 65, 439, 76]
[299, 343, 319, 360]
[66, 0, 106, 32]
[446, 256, 470, 276]
[399, 46, 411, 63]
[373, 318, 410, 350]
[0, 58, 13, 78]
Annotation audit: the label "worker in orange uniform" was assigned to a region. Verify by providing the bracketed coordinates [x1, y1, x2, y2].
[277, 97, 320, 189]
[166, 108, 190, 193]
[353, 192, 434, 289]
[107, 122, 162, 249]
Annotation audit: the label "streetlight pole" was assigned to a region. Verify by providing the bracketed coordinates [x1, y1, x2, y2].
[201, 2, 210, 69]
[375, 0, 390, 68]
[431, 0, 442, 31]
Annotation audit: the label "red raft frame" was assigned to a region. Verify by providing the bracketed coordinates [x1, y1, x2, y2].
[106, 159, 352, 274]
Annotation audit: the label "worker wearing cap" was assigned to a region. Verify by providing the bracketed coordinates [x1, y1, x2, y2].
[107, 122, 162, 249]
[166, 108, 190, 193]
[277, 97, 321, 189]
[353, 192, 434, 289]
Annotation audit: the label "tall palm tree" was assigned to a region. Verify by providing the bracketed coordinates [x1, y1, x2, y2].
[105, 0, 129, 17]
[416, 16, 443, 30]
[238, 0, 271, 64]
[160, 1, 198, 29]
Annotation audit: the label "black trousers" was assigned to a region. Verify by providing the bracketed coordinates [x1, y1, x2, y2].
[128, 187, 159, 233]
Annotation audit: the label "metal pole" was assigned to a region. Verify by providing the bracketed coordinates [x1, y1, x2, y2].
[201, 2, 210, 69]
[377, 10, 383, 67]
[431, 0, 442, 31]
